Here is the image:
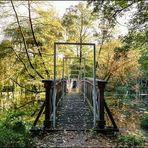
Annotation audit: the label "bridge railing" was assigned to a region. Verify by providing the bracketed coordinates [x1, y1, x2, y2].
[80, 79, 93, 108]
[80, 78, 119, 131]
[32, 78, 66, 129]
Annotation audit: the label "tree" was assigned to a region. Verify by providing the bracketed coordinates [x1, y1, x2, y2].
[122, 1, 147, 75]
[0, 1, 65, 108]
[96, 40, 141, 91]
[3, 1, 64, 80]
[62, 2, 98, 77]
[87, 0, 146, 23]
[62, 2, 97, 59]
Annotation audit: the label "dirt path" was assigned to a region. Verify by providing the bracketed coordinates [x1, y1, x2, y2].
[34, 131, 118, 147]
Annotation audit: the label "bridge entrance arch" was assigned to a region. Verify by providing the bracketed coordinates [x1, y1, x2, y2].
[53, 42, 97, 127]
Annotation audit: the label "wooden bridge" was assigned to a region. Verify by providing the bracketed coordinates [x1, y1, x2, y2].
[31, 42, 119, 133]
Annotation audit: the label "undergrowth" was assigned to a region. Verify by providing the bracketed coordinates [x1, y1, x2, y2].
[0, 107, 33, 147]
[140, 114, 148, 130]
[117, 134, 145, 147]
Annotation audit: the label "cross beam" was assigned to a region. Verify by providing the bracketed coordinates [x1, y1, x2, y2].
[55, 42, 95, 46]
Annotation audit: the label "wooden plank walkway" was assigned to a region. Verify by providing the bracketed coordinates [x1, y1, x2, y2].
[56, 89, 93, 130]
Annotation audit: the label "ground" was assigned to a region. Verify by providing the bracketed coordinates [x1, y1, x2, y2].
[56, 90, 93, 130]
[33, 89, 148, 147]
[33, 131, 118, 147]
[33, 89, 119, 147]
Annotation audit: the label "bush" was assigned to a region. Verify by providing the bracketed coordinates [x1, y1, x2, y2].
[140, 114, 148, 130]
[117, 134, 144, 147]
[0, 107, 32, 147]
[0, 127, 30, 147]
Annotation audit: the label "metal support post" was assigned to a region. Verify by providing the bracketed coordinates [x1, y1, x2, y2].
[62, 58, 65, 98]
[83, 59, 86, 101]
[93, 44, 96, 127]
[53, 43, 56, 127]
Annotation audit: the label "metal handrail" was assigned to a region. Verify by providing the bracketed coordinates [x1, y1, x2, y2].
[80, 79, 118, 130]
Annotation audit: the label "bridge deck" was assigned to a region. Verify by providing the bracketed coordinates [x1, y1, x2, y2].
[56, 89, 93, 130]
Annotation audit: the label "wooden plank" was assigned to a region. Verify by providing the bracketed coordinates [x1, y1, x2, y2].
[104, 101, 118, 129]
[32, 101, 45, 127]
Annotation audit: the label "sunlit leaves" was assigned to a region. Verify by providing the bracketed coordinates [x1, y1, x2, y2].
[96, 40, 140, 84]
[62, 2, 96, 43]
[130, 1, 148, 31]
[35, 8, 63, 48]
[114, 0, 128, 8]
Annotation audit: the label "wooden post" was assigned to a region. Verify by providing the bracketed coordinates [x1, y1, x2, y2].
[64, 78, 67, 94]
[42, 80, 53, 129]
[97, 80, 107, 129]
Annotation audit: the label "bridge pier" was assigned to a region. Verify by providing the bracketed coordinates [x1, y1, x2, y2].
[42, 80, 54, 129]
[96, 80, 107, 129]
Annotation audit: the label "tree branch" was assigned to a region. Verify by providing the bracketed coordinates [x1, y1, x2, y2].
[10, 0, 44, 79]
[28, 0, 50, 78]
[113, 1, 136, 19]
[10, 78, 44, 93]
[9, 46, 36, 79]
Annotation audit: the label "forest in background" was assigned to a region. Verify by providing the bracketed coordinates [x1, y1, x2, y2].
[0, 0, 147, 147]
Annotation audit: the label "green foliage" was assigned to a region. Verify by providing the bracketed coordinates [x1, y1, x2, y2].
[129, 1, 148, 29]
[114, 0, 128, 8]
[120, 31, 148, 75]
[62, 2, 96, 42]
[114, 85, 127, 96]
[0, 108, 32, 147]
[87, 0, 132, 26]
[35, 8, 63, 48]
[140, 114, 148, 130]
[0, 128, 31, 148]
[117, 134, 145, 147]
[139, 47, 148, 74]
[121, 31, 148, 50]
